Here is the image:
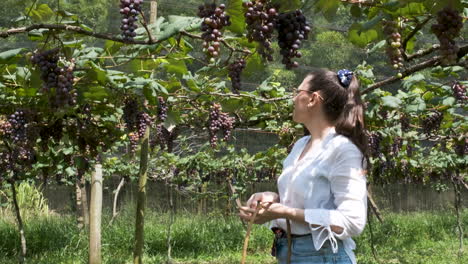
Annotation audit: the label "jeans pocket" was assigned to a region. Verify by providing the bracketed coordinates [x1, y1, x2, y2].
[291, 237, 323, 257]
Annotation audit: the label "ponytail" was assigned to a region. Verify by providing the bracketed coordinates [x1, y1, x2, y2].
[307, 70, 369, 169]
[334, 75, 369, 169]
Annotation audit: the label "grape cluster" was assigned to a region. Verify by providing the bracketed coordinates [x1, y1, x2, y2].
[227, 58, 246, 94]
[157, 96, 168, 122]
[128, 132, 139, 152]
[454, 139, 467, 157]
[2, 110, 38, 170]
[382, 20, 403, 70]
[198, 3, 231, 60]
[136, 112, 151, 139]
[368, 131, 382, 158]
[152, 125, 178, 152]
[391, 137, 402, 155]
[451, 82, 467, 103]
[431, 7, 464, 65]
[8, 111, 28, 143]
[243, 1, 278, 61]
[120, 0, 142, 41]
[123, 98, 139, 131]
[30, 48, 60, 93]
[208, 104, 234, 147]
[50, 119, 64, 142]
[422, 111, 443, 135]
[406, 141, 414, 157]
[275, 10, 310, 69]
[55, 59, 77, 107]
[400, 114, 410, 132]
[31, 49, 77, 107]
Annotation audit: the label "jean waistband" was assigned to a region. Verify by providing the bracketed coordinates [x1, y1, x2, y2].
[271, 227, 310, 239]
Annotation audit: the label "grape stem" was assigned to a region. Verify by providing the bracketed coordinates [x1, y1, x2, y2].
[339, 0, 381, 7]
[401, 15, 433, 61]
[138, 10, 155, 44]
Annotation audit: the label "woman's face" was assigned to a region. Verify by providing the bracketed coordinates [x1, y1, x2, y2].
[293, 75, 321, 123]
[293, 75, 312, 123]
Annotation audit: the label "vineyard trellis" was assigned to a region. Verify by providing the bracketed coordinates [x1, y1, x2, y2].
[0, 0, 467, 263]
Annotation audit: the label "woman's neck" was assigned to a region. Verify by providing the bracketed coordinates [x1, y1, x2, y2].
[304, 122, 335, 142]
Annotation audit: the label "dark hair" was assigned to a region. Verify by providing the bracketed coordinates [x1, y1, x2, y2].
[306, 69, 369, 169]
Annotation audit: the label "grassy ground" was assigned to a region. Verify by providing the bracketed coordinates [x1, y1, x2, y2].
[0, 208, 466, 264]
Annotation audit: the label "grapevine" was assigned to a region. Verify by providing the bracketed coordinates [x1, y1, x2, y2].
[431, 6, 464, 65]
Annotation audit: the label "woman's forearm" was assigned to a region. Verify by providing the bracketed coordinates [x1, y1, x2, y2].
[280, 206, 344, 234]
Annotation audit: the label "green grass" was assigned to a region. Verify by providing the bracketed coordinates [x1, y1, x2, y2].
[0, 209, 466, 264]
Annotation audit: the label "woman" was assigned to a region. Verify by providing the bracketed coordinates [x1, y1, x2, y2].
[239, 69, 368, 264]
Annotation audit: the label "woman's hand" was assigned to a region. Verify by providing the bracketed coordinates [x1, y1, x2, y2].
[238, 203, 287, 224]
[246, 192, 279, 209]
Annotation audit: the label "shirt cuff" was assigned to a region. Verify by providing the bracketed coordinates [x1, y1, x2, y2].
[304, 208, 346, 253]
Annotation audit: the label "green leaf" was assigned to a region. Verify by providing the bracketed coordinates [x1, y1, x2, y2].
[406, 97, 426, 112]
[348, 23, 379, 47]
[62, 146, 74, 155]
[225, 0, 245, 34]
[154, 16, 202, 42]
[65, 167, 76, 177]
[350, 5, 362, 18]
[402, 73, 425, 90]
[368, 40, 386, 53]
[56, 10, 78, 20]
[314, 0, 340, 21]
[361, 14, 384, 31]
[244, 53, 264, 76]
[80, 24, 93, 32]
[381, 95, 401, 108]
[28, 4, 54, 22]
[62, 40, 83, 48]
[163, 59, 188, 77]
[87, 62, 108, 85]
[0, 48, 25, 64]
[221, 98, 244, 112]
[442, 97, 456, 106]
[143, 80, 167, 105]
[390, 2, 426, 16]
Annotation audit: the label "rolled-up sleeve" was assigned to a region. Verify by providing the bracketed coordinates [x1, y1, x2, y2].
[304, 143, 367, 252]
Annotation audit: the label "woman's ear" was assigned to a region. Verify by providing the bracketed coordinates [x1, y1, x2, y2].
[307, 92, 320, 107]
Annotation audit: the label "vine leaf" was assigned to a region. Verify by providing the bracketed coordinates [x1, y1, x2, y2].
[348, 23, 379, 47]
[0, 48, 25, 64]
[226, 0, 245, 34]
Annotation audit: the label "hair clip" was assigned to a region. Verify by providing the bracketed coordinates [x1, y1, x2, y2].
[337, 69, 353, 88]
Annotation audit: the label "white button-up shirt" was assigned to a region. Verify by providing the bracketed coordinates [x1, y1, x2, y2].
[270, 127, 367, 264]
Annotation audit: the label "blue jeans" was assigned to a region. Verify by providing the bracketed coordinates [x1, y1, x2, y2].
[275, 235, 352, 264]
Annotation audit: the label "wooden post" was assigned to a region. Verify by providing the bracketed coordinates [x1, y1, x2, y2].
[11, 183, 27, 264]
[133, 127, 150, 264]
[150, 1, 158, 24]
[89, 164, 103, 264]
